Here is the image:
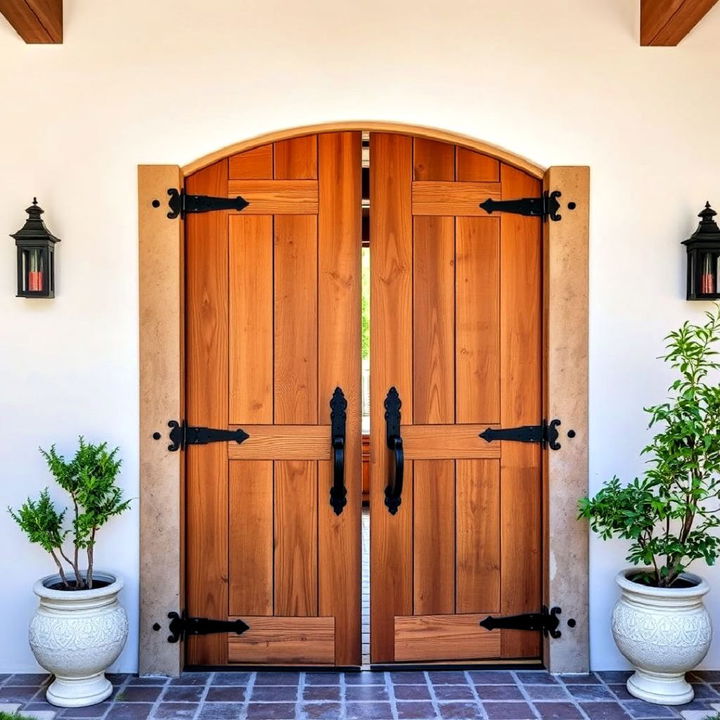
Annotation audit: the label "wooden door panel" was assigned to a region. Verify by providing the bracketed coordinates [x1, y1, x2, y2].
[229, 215, 273, 425]
[413, 216, 455, 425]
[370, 133, 414, 663]
[394, 615, 501, 662]
[274, 215, 318, 425]
[185, 159, 230, 666]
[186, 132, 361, 667]
[371, 134, 542, 665]
[229, 144, 274, 180]
[227, 179, 319, 214]
[317, 132, 362, 666]
[413, 460, 455, 615]
[456, 459, 501, 614]
[274, 460, 318, 616]
[229, 461, 273, 616]
[228, 616, 335, 664]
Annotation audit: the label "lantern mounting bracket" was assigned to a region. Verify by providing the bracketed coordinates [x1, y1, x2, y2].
[161, 189, 250, 219]
[479, 190, 574, 222]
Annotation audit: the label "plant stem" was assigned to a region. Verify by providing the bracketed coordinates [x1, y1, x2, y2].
[87, 527, 96, 589]
[50, 549, 69, 587]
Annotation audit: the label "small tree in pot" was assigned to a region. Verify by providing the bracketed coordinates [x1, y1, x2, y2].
[579, 307, 720, 705]
[9, 438, 131, 708]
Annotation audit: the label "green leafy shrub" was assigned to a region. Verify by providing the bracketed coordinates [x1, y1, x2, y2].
[579, 307, 720, 588]
[8, 437, 130, 590]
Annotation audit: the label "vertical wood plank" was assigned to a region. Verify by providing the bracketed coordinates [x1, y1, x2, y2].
[275, 136, 318, 179]
[229, 461, 273, 616]
[456, 148, 500, 182]
[413, 138, 455, 181]
[229, 145, 273, 179]
[499, 163, 542, 658]
[456, 459, 500, 613]
[413, 216, 455, 424]
[456, 217, 500, 423]
[370, 133, 414, 662]
[275, 460, 318, 616]
[317, 132, 362, 666]
[413, 460, 455, 615]
[274, 215, 318, 424]
[185, 159, 230, 665]
[229, 216, 273, 424]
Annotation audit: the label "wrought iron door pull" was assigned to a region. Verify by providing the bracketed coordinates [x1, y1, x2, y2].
[384, 387, 404, 515]
[330, 387, 348, 515]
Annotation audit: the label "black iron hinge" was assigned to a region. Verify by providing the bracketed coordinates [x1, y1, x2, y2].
[479, 606, 575, 639]
[479, 419, 575, 451]
[479, 190, 575, 222]
[154, 189, 250, 219]
[153, 420, 250, 452]
[153, 611, 250, 644]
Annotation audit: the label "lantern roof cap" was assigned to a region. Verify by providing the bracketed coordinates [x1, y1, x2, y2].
[10, 198, 61, 245]
[683, 202, 720, 246]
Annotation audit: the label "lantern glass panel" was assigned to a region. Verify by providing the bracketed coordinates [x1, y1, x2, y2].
[20, 247, 47, 294]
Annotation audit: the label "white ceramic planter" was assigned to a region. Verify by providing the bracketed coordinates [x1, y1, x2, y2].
[612, 568, 712, 705]
[29, 571, 128, 708]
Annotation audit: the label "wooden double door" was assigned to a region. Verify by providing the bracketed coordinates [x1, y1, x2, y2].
[185, 131, 542, 667]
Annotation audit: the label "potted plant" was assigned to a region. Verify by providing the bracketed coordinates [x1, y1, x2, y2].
[579, 307, 720, 706]
[8, 438, 131, 708]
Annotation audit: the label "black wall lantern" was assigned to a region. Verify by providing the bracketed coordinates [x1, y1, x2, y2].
[683, 202, 720, 301]
[11, 198, 60, 298]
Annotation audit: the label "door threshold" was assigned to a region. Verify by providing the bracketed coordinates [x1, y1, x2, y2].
[186, 665, 362, 673]
[370, 660, 544, 672]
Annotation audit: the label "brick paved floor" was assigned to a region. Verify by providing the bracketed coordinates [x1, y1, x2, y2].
[3, 670, 720, 720]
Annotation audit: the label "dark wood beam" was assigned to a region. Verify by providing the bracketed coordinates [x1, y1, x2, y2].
[641, 0, 718, 45]
[0, 0, 62, 43]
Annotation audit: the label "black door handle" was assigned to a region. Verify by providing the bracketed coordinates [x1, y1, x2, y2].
[329, 387, 347, 515]
[384, 387, 404, 515]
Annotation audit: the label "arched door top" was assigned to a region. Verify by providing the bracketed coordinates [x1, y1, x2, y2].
[182, 121, 544, 179]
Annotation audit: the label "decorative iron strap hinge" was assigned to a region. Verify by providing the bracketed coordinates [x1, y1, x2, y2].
[479, 418, 575, 451]
[153, 611, 250, 644]
[155, 188, 250, 219]
[479, 606, 575, 639]
[479, 190, 575, 222]
[154, 420, 250, 452]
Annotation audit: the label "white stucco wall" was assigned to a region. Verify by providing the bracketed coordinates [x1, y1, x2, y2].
[1, 0, 719, 673]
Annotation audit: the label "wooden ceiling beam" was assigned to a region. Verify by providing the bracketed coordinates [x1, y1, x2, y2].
[641, 0, 718, 45]
[0, 0, 62, 43]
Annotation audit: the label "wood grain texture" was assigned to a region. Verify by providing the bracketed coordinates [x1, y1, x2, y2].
[274, 215, 318, 424]
[229, 461, 273, 616]
[543, 165, 590, 673]
[370, 133, 414, 663]
[402, 425, 500, 459]
[413, 216, 455, 424]
[138, 164, 184, 676]
[640, 0, 718, 45]
[275, 136, 318, 179]
[228, 425, 331, 460]
[227, 180, 318, 214]
[456, 217, 500, 423]
[412, 181, 501, 215]
[274, 461, 318, 616]
[317, 132, 362, 666]
[394, 614, 501, 661]
[0, 0, 62, 42]
[456, 148, 500, 182]
[228, 145, 273, 179]
[499, 163, 542, 659]
[413, 138, 455, 181]
[229, 215, 273, 424]
[183, 122, 544, 179]
[228, 616, 335, 664]
[185, 159, 230, 665]
[413, 460, 455, 615]
[456, 460, 500, 613]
